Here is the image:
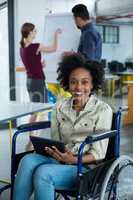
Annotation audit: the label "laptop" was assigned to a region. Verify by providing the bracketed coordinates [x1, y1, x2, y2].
[30, 135, 65, 156]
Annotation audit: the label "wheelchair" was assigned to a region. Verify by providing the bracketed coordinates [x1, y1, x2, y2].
[0, 108, 133, 200]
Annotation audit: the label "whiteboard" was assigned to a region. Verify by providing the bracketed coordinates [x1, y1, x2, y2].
[43, 13, 80, 83]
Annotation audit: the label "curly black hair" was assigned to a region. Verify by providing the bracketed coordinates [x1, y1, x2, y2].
[57, 53, 105, 92]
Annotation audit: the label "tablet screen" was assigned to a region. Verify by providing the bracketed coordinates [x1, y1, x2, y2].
[30, 136, 65, 156]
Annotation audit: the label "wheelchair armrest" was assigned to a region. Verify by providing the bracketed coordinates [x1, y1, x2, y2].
[17, 121, 51, 132]
[12, 121, 51, 159]
[85, 130, 117, 144]
[12, 121, 51, 144]
[77, 129, 117, 174]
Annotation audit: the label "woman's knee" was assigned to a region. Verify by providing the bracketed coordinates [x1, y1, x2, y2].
[33, 165, 54, 185]
[18, 153, 42, 171]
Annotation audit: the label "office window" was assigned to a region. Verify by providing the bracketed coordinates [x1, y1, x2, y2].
[96, 25, 104, 41]
[97, 25, 119, 44]
[104, 26, 119, 43]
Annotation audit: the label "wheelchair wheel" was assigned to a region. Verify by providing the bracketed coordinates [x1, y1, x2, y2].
[100, 155, 133, 200]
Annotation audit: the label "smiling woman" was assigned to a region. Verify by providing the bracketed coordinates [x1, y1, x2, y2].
[13, 53, 113, 200]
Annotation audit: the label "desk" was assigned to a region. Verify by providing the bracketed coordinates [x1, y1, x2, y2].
[123, 84, 133, 125]
[103, 74, 120, 97]
[0, 101, 53, 147]
[114, 69, 133, 85]
[0, 101, 53, 185]
[0, 101, 53, 124]
[114, 70, 133, 125]
[114, 69, 133, 76]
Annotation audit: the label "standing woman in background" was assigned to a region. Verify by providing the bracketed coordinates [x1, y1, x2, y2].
[20, 22, 62, 149]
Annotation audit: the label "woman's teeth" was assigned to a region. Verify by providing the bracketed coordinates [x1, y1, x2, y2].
[75, 92, 83, 95]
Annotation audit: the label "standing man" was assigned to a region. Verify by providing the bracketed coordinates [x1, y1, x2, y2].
[72, 4, 102, 61]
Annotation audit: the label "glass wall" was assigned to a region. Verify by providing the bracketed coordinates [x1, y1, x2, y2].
[0, 4, 9, 101]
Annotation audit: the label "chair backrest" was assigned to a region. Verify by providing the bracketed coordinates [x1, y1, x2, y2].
[104, 111, 121, 161]
[125, 61, 133, 69]
[108, 61, 125, 72]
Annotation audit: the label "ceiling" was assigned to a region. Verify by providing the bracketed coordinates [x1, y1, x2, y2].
[96, 0, 133, 24]
[0, 0, 133, 24]
[0, 0, 6, 4]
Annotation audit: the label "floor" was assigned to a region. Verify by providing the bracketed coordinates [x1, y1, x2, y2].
[0, 94, 133, 199]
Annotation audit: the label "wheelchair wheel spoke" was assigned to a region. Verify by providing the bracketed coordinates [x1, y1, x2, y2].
[100, 156, 133, 200]
[115, 163, 133, 200]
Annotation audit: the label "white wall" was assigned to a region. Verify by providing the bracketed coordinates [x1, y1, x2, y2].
[102, 25, 133, 62]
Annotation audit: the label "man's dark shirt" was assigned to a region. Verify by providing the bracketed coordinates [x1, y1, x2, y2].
[78, 23, 102, 61]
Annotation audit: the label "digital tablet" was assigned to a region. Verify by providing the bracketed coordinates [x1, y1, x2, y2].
[30, 136, 65, 156]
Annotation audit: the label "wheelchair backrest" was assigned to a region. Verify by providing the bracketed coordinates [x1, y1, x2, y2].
[104, 111, 121, 161]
